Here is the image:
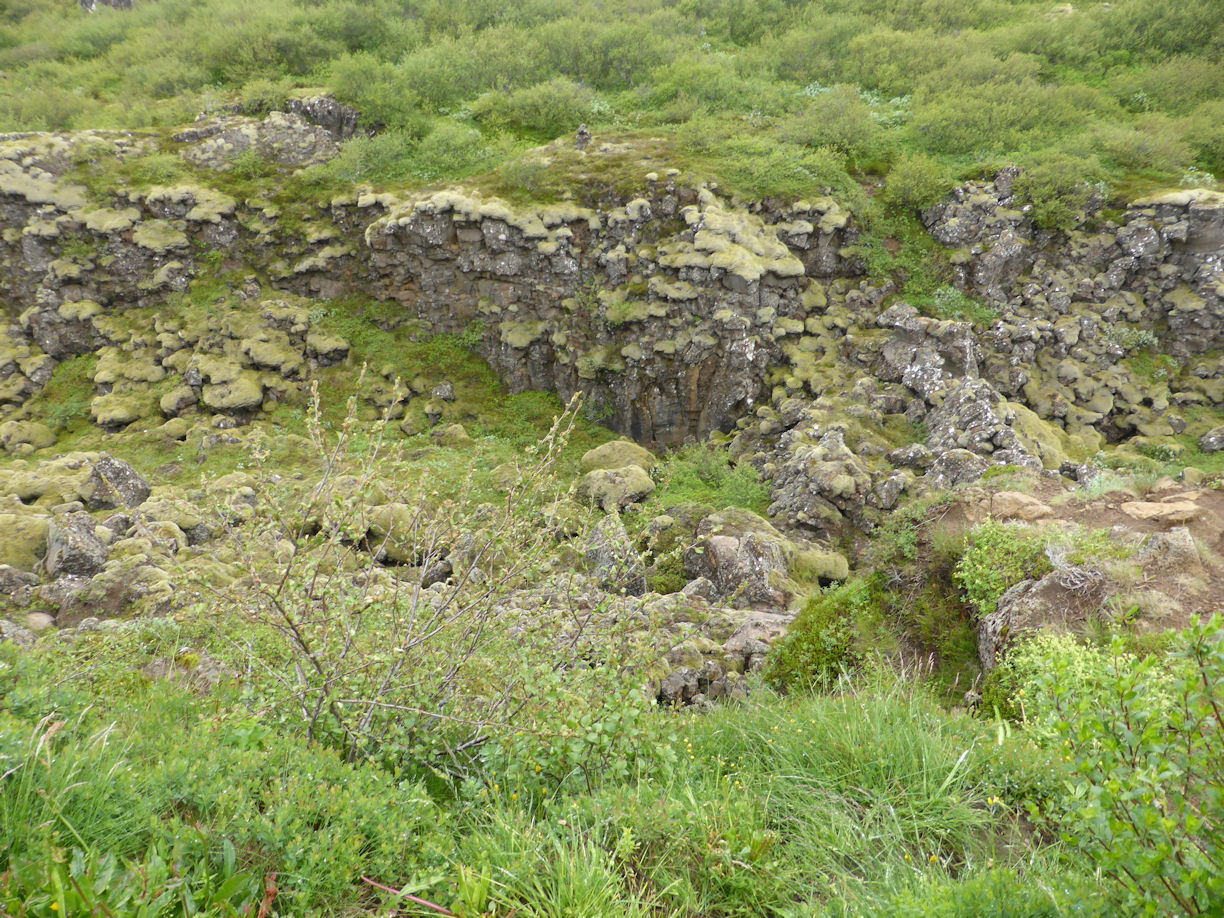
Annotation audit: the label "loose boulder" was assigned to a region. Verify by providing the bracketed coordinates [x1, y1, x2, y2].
[576, 465, 655, 511]
[45, 512, 109, 578]
[581, 440, 658, 473]
[85, 455, 151, 510]
[0, 420, 56, 454]
[1200, 426, 1224, 453]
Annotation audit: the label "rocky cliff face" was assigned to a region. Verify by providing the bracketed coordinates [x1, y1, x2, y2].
[1, 118, 1223, 537]
[0, 128, 864, 447]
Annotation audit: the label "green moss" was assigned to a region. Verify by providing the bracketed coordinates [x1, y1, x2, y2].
[500, 320, 549, 349]
[132, 219, 188, 252]
[26, 355, 98, 431]
[654, 444, 771, 516]
[0, 506, 51, 571]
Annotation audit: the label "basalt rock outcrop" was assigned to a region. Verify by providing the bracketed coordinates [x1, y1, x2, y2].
[1, 122, 1223, 551]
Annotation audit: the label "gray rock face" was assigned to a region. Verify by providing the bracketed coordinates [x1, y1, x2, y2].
[0, 620, 36, 649]
[925, 449, 991, 490]
[0, 565, 38, 605]
[924, 379, 1041, 470]
[925, 182, 1224, 359]
[45, 512, 108, 578]
[1200, 426, 1224, 452]
[1137, 527, 1202, 574]
[285, 95, 362, 140]
[585, 514, 647, 596]
[85, 455, 151, 510]
[978, 571, 1104, 671]
[768, 426, 873, 536]
[348, 187, 861, 445]
[176, 112, 339, 170]
[684, 509, 796, 610]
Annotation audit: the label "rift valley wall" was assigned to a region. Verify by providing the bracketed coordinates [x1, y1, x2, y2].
[2, 124, 1224, 515]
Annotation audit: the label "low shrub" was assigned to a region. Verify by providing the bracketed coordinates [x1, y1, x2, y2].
[880, 151, 956, 214]
[1038, 617, 1224, 915]
[1013, 154, 1107, 232]
[926, 285, 998, 325]
[765, 578, 874, 691]
[654, 444, 771, 516]
[470, 77, 595, 138]
[953, 521, 1051, 617]
[780, 84, 889, 163]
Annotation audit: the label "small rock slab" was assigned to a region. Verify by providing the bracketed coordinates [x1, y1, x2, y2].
[85, 455, 151, 510]
[989, 491, 1054, 521]
[1199, 426, 1224, 453]
[1120, 500, 1202, 525]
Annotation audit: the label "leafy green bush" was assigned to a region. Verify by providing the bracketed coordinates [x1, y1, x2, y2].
[327, 51, 430, 128]
[1, 842, 261, 917]
[310, 128, 420, 184]
[654, 444, 771, 515]
[880, 151, 956, 214]
[1184, 99, 1224, 175]
[707, 137, 863, 202]
[926, 285, 998, 325]
[470, 77, 595, 138]
[780, 84, 889, 162]
[1037, 617, 1224, 915]
[979, 633, 1157, 738]
[953, 521, 1051, 617]
[410, 120, 503, 181]
[480, 673, 671, 801]
[1092, 114, 1193, 174]
[227, 147, 277, 180]
[765, 578, 873, 691]
[1012, 155, 1107, 232]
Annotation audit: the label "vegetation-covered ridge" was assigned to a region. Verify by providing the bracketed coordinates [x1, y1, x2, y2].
[0, 0, 1222, 201]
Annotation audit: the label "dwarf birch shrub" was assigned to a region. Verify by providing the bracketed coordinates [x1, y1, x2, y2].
[953, 521, 1051, 617]
[202, 380, 618, 777]
[1037, 617, 1224, 915]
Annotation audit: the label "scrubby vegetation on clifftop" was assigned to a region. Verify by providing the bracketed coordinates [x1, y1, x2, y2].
[2, 0, 1224, 914]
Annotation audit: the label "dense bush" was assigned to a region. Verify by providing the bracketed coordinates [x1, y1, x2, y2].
[470, 77, 596, 138]
[780, 84, 889, 163]
[766, 578, 874, 690]
[1013, 154, 1108, 231]
[653, 443, 771, 515]
[1035, 617, 1224, 915]
[954, 521, 1051, 616]
[881, 151, 956, 214]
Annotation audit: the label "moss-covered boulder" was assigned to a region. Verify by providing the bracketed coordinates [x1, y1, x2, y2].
[202, 371, 265, 412]
[580, 439, 658, 473]
[576, 465, 655, 511]
[431, 423, 474, 448]
[685, 508, 847, 610]
[0, 503, 51, 572]
[45, 511, 109, 578]
[0, 420, 56, 454]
